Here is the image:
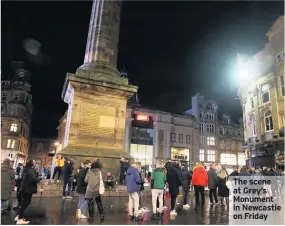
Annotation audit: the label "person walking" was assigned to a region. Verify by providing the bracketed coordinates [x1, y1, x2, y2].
[207, 163, 219, 205]
[137, 163, 146, 214]
[15, 160, 40, 225]
[1, 158, 15, 212]
[165, 162, 181, 216]
[181, 166, 191, 209]
[217, 170, 229, 206]
[126, 162, 142, 221]
[76, 160, 91, 220]
[192, 162, 208, 206]
[84, 162, 104, 221]
[62, 159, 73, 199]
[151, 160, 166, 219]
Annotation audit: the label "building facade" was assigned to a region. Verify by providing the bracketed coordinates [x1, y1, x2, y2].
[28, 138, 57, 173]
[1, 62, 33, 168]
[237, 16, 285, 169]
[185, 93, 245, 173]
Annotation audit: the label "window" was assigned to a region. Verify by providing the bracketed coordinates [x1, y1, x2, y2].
[226, 141, 231, 150]
[280, 76, 285, 96]
[225, 128, 229, 135]
[206, 104, 213, 111]
[261, 84, 270, 104]
[237, 130, 241, 137]
[207, 150, 215, 162]
[200, 113, 203, 119]
[220, 127, 224, 135]
[198, 99, 203, 108]
[231, 141, 236, 150]
[179, 134, 183, 143]
[224, 117, 229, 124]
[171, 133, 175, 142]
[11, 107, 17, 116]
[200, 136, 205, 144]
[238, 154, 246, 166]
[199, 123, 204, 132]
[7, 139, 15, 149]
[12, 93, 20, 101]
[220, 140, 225, 149]
[264, 110, 273, 131]
[199, 149, 204, 162]
[220, 153, 237, 165]
[37, 142, 44, 152]
[10, 123, 18, 132]
[207, 137, 215, 145]
[8, 154, 13, 158]
[250, 93, 254, 109]
[249, 114, 256, 136]
[206, 124, 215, 132]
[186, 135, 190, 144]
[1, 93, 7, 102]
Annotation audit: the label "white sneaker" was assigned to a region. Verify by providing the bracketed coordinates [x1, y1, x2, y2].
[14, 215, 19, 221]
[170, 210, 177, 216]
[138, 209, 143, 215]
[80, 214, 88, 219]
[76, 209, 81, 220]
[16, 219, 30, 225]
[183, 204, 190, 209]
[163, 206, 168, 209]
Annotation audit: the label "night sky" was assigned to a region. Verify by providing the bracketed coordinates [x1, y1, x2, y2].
[2, 1, 284, 138]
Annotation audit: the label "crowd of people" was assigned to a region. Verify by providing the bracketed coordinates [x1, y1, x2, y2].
[1, 154, 285, 225]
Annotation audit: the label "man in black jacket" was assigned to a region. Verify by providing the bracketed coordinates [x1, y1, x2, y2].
[62, 159, 73, 199]
[76, 160, 91, 219]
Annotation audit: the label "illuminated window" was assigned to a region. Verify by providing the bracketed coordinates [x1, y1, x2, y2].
[261, 84, 270, 104]
[264, 110, 273, 131]
[199, 124, 204, 132]
[207, 137, 215, 145]
[238, 154, 246, 166]
[12, 93, 20, 101]
[171, 133, 175, 142]
[7, 139, 15, 149]
[207, 150, 215, 162]
[10, 123, 18, 132]
[179, 134, 183, 143]
[199, 149, 204, 162]
[220, 153, 237, 165]
[186, 135, 190, 144]
[1, 93, 7, 102]
[200, 136, 205, 144]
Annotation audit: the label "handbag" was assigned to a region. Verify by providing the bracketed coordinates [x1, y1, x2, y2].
[99, 171, 105, 195]
[226, 178, 232, 190]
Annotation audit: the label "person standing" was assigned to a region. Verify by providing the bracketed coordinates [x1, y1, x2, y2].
[1, 158, 15, 212]
[151, 160, 166, 219]
[52, 154, 64, 182]
[192, 162, 208, 206]
[181, 166, 191, 209]
[207, 164, 219, 205]
[84, 162, 104, 221]
[126, 162, 142, 221]
[62, 159, 73, 199]
[76, 160, 91, 219]
[13, 163, 24, 211]
[217, 170, 229, 206]
[165, 162, 181, 216]
[119, 158, 125, 184]
[15, 160, 40, 225]
[230, 167, 239, 177]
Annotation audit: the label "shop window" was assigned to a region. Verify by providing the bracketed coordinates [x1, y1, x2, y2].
[220, 153, 237, 165]
[7, 139, 15, 149]
[207, 150, 215, 162]
[264, 110, 273, 131]
[207, 137, 215, 145]
[199, 149, 204, 162]
[186, 135, 190, 144]
[261, 84, 270, 104]
[10, 123, 18, 132]
[199, 123, 204, 132]
[171, 133, 175, 142]
[179, 134, 183, 143]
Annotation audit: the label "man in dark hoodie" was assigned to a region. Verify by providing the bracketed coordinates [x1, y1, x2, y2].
[62, 158, 73, 199]
[126, 161, 142, 221]
[181, 166, 191, 209]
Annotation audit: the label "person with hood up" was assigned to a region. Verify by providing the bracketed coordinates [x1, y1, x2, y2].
[84, 161, 104, 221]
[151, 160, 166, 219]
[1, 158, 15, 212]
[192, 162, 208, 206]
[126, 161, 142, 221]
[62, 159, 73, 199]
[165, 162, 181, 216]
[181, 166, 191, 209]
[15, 160, 41, 225]
[217, 170, 229, 206]
[76, 160, 91, 220]
[207, 163, 219, 205]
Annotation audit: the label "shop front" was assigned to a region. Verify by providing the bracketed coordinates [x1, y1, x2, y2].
[220, 153, 237, 173]
[171, 147, 190, 169]
[130, 144, 153, 173]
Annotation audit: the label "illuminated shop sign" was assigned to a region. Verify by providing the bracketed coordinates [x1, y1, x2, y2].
[136, 114, 149, 121]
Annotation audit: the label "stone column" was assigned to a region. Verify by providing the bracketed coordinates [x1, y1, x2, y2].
[124, 119, 132, 153]
[164, 131, 171, 161]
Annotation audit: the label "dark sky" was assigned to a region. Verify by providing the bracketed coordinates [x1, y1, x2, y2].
[2, 1, 284, 137]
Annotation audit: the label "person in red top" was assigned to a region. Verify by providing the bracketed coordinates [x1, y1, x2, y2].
[192, 162, 208, 206]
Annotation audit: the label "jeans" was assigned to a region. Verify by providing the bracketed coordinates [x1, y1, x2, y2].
[128, 192, 139, 217]
[78, 194, 87, 212]
[87, 195, 103, 219]
[152, 189, 163, 214]
[183, 189, 189, 205]
[19, 194, 32, 219]
[209, 188, 218, 203]
[63, 179, 72, 196]
[170, 194, 177, 211]
[194, 186, 205, 205]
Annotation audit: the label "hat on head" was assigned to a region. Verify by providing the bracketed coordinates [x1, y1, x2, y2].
[91, 162, 100, 169]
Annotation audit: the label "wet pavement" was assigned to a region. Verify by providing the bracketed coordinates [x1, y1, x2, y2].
[1, 195, 229, 225]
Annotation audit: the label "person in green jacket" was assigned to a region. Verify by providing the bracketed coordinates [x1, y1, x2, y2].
[151, 160, 166, 219]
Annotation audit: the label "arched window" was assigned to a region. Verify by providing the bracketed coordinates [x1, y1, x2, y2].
[249, 114, 256, 136]
[264, 110, 273, 131]
[37, 142, 44, 152]
[10, 123, 18, 132]
[206, 104, 213, 111]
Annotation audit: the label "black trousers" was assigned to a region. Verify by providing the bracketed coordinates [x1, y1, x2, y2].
[62, 179, 72, 196]
[16, 190, 22, 207]
[209, 188, 218, 203]
[170, 194, 177, 211]
[52, 166, 62, 180]
[119, 174, 124, 184]
[87, 196, 104, 219]
[18, 194, 32, 219]
[183, 190, 189, 205]
[194, 186, 205, 205]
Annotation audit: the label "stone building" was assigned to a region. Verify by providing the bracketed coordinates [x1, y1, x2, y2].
[28, 137, 57, 172]
[185, 93, 245, 173]
[237, 16, 284, 169]
[1, 62, 33, 168]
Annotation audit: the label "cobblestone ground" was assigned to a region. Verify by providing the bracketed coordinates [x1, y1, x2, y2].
[1, 195, 230, 225]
